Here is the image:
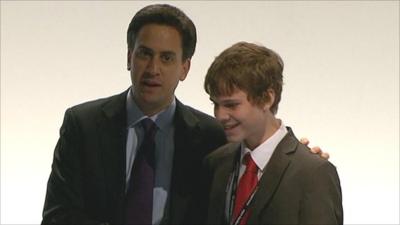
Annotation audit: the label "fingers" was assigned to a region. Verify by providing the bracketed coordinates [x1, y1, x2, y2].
[300, 137, 330, 160]
[310, 146, 330, 160]
[320, 152, 330, 160]
[310, 146, 321, 154]
[299, 137, 310, 146]
[311, 146, 330, 160]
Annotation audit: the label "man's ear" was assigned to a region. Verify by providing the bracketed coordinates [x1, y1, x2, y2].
[127, 49, 132, 71]
[179, 59, 191, 81]
[263, 89, 276, 111]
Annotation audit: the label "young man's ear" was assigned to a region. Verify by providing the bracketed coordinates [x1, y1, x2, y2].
[263, 89, 276, 111]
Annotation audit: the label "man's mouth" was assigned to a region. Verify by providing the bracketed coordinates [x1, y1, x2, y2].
[142, 79, 161, 87]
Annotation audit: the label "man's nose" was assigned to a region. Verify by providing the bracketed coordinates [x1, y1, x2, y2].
[146, 57, 161, 75]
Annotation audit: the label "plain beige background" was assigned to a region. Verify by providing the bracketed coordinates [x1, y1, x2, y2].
[1, 1, 399, 224]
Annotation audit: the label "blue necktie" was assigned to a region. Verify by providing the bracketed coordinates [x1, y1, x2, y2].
[125, 118, 157, 225]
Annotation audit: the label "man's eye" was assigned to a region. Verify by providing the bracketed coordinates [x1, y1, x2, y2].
[161, 54, 175, 63]
[135, 49, 151, 59]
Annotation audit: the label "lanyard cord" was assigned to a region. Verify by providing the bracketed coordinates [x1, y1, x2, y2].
[228, 151, 260, 225]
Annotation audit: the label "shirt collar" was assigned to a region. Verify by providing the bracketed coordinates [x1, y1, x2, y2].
[126, 87, 176, 132]
[240, 120, 288, 171]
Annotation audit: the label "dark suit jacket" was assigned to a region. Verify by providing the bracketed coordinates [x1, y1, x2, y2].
[42, 89, 227, 225]
[205, 130, 343, 225]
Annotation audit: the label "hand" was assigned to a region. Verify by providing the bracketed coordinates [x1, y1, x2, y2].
[300, 137, 330, 160]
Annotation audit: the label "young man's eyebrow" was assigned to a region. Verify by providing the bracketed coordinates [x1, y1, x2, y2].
[209, 97, 239, 104]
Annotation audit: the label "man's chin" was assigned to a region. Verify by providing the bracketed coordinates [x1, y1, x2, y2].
[136, 92, 161, 103]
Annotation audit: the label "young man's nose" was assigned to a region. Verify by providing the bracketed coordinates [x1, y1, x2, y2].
[214, 107, 229, 122]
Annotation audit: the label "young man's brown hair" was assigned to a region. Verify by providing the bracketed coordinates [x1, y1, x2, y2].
[204, 41, 284, 114]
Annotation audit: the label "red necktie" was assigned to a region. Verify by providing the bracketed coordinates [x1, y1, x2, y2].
[233, 153, 259, 225]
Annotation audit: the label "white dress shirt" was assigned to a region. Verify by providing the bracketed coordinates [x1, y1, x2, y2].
[225, 120, 288, 220]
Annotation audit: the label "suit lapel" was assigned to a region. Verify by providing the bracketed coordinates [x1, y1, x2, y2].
[97, 90, 128, 222]
[208, 144, 239, 224]
[248, 133, 298, 224]
[164, 100, 203, 224]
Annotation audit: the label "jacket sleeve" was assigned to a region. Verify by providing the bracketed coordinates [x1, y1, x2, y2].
[300, 161, 343, 225]
[42, 108, 108, 225]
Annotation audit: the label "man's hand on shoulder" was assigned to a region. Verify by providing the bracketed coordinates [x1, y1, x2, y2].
[300, 137, 330, 160]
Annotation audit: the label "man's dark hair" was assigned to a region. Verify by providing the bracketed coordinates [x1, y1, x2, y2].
[127, 4, 197, 60]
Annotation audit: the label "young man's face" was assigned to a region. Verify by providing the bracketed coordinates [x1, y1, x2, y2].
[128, 24, 190, 115]
[211, 88, 271, 149]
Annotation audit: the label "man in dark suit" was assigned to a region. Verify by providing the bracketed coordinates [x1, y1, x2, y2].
[42, 4, 226, 225]
[204, 42, 343, 225]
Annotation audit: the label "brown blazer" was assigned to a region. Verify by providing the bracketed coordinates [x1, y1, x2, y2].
[205, 129, 343, 225]
[42, 89, 227, 225]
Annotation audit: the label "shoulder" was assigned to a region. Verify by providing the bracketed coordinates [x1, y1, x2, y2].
[293, 141, 336, 171]
[67, 91, 126, 116]
[205, 142, 238, 168]
[277, 128, 340, 171]
[60, 90, 127, 130]
[175, 100, 226, 137]
[287, 133, 341, 199]
[175, 100, 227, 153]
[176, 101, 219, 126]
[283, 131, 338, 177]
[278, 131, 341, 193]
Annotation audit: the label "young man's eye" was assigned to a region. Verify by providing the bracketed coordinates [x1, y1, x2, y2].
[225, 103, 239, 109]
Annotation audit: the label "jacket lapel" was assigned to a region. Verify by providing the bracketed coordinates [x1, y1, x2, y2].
[247, 132, 298, 224]
[208, 144, 239, 224]
[163, 99, 203, 224]
[97, 90, 128, 222]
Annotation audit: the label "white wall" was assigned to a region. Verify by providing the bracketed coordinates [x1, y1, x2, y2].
[1, 1, 399, 224]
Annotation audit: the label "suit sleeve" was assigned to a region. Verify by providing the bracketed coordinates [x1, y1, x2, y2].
[42, 109, 108, 225]
[299, 161, 343, 225]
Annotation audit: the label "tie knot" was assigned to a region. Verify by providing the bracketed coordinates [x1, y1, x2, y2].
[141, 118, 157, 138]
[243, 153, 258, 173]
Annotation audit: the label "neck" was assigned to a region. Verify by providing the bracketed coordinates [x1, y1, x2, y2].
[244, 117, 281, 150]
[133, 97, 173, 117]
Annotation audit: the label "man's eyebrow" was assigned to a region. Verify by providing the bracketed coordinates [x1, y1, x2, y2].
[160, 51, 177, 56]
[136, 45, 176, 56]
[136, 45, 153, 52]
